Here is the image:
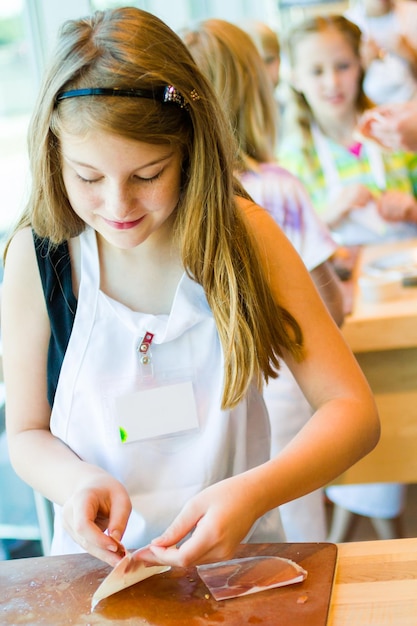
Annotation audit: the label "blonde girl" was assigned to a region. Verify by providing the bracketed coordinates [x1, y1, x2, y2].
[2, 7, 378, 567]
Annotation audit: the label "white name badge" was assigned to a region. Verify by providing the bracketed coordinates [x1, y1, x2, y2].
[115, 380, 199, 444]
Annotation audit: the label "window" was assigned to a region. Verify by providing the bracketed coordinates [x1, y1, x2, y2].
[0, 0, 36, 243]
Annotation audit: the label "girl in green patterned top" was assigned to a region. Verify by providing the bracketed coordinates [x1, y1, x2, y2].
[279, 14, 417, 246]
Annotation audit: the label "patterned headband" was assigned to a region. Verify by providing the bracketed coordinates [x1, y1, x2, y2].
[55, 85, 200, 109]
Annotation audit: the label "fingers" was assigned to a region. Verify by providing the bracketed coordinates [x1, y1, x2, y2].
[356, 109, 395, 149]
[150, 533, 214, 567]
[149, 500, 217, 566]
[62, 484, 132, 566]
[151, 500, 202, 552]
[149, 539, 220, 568]
[107, 489, 132, 543]
[349, 184, 374, 209]
[149, 492, 246, 567]
[150, 514, 238, 567]
[63, 503, 122, 566]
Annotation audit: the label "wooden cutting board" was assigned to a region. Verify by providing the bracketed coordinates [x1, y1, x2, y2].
[0, 542, 337, 625]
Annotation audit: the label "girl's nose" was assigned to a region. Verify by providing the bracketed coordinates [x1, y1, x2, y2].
[106, 183, 134, 220]
[324, 69, 339, 88]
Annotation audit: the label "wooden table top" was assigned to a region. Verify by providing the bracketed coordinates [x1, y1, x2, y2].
[342, 238, 417, 352]
[328, 537, 417, 626]
[1, 538, 417, 625]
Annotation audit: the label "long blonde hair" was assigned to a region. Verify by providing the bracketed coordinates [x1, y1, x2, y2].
[283, 14, 374, 151]
[7, 7, 302, 408]
[242, 20, 280, 62]
[182, 19, 278, 168]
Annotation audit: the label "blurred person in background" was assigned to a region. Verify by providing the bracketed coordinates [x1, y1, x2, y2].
[183, 18, 345, 541]
[346, 0, 417, 104]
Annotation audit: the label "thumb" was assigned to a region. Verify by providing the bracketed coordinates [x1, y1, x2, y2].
[152, 503, 202, 548]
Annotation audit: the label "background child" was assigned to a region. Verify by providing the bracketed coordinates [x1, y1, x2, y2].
[281, 13, 412, 539]
[280, 14, 417, 247]
[183, 18, 343, 541]
[240, 20, 281, 90]
[346, 0, 417, 104]
[2, 7, 379, 566]
[239, 20, 291, 147]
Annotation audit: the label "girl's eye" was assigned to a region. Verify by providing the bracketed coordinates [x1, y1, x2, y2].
[264, 55, 278, 66]
[137, 170, 163, 183]
[76, 174, 101, 184]
[75, 170, 164, 184]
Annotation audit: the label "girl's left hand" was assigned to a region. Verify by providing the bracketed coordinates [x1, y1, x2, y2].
[392, 34, 417, 68]
[148, 474, 261, 567]
[360, 37, 383, 67]
[377, 190, 417, 223]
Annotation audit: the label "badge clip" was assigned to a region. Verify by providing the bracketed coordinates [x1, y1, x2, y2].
[137, 331, 154, 366]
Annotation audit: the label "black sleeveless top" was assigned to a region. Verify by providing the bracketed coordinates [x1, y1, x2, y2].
[33, 234, 77, 407]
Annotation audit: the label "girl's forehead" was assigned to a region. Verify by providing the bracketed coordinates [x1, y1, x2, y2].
[60, 129, 178, 164]
[363, 0, 393, 14]
[293, 29, 354, 58]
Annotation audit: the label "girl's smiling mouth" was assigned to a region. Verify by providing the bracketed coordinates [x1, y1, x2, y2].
[103, 216, 145, 230]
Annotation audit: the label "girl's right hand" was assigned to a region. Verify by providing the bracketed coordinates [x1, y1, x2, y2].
[340, 183, 375, 211]
[62, 474, 132, 566]
[328, 184, 374, 225]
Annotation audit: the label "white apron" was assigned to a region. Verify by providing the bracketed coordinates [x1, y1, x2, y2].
[49, 227, 284, 554]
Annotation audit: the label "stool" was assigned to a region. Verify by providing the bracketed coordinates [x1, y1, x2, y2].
[326, 483, 406, 542]
[327, 503, 403, 542]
